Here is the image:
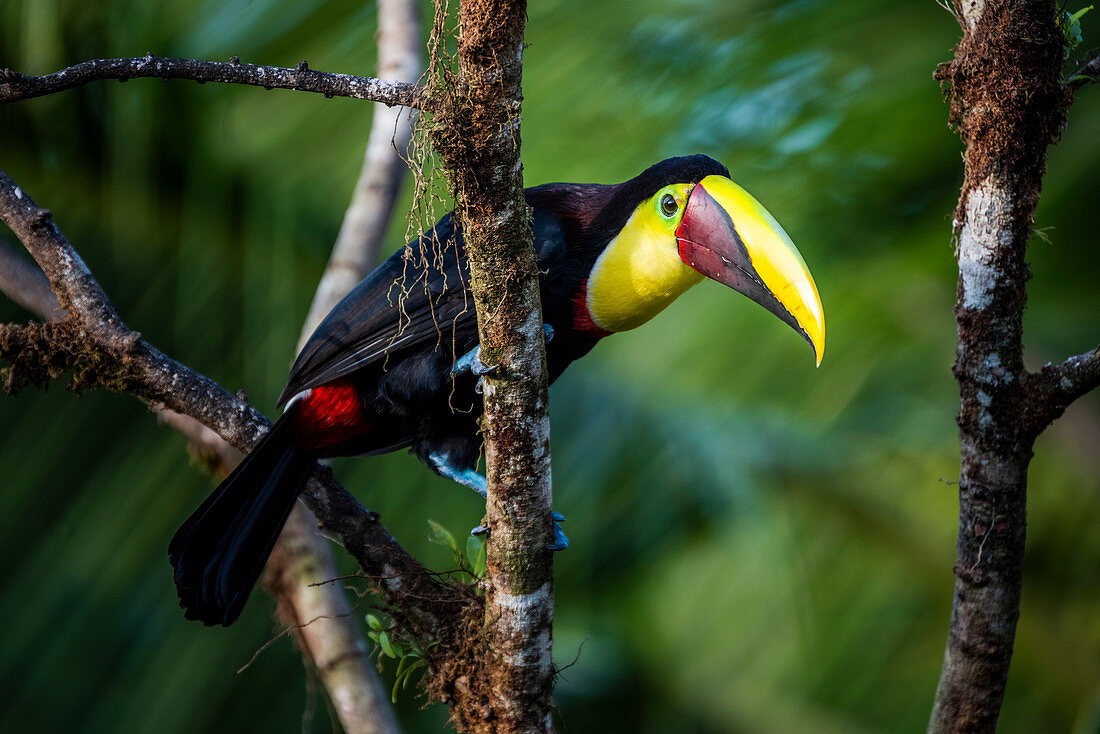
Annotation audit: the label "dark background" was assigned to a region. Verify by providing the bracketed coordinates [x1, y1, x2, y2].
[2, 1, 1099, 732]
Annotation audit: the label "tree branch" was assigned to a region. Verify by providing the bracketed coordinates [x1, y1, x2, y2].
[300, 0, 422, 342]
[428, 1, 555, 730]
[1067, 49, 1100, 89]
[263, 2, 425, 730]
[930, 2, 1071, 732]
[1024, 346, 1100, 430]
[0, 164, 473, 660]
[0, 55, 426, 108]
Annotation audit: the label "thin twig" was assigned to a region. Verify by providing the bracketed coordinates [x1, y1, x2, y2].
[237, 606, 364, 675]
[0, 54, 426, 108]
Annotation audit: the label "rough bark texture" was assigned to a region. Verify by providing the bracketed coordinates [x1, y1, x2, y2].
[0, 165, 473, 689]
[0, 55, 425, 108]
[2, 3, 562, 729]
[0, 169, 402, 734]
[929, 2, 1075, 732]
[427, 1, 555, 731]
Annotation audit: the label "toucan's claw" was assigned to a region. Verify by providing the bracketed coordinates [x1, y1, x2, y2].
[468, 514, 569, 552]
[548, 517, 570, 552]
[453, 345, 497, 394]
[453, 344, 498, 379]
[454, 324, 554, 392]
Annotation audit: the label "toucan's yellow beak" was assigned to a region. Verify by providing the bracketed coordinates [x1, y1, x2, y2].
[675, 175, 825, 366]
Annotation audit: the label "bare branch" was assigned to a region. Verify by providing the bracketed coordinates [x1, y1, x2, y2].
[265, 3, 425, 731]
[1024, 346, 1100, 430]
[0, 166, 471, 645]
[0, 55, 426, 108]
[265, 509, 402, 734]
[0, 172, 127, 336]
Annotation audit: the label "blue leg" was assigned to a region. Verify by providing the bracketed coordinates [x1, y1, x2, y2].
[452, 346, 497, 380]
[428, 451, 486, 498]
[427, 451, 569, 551]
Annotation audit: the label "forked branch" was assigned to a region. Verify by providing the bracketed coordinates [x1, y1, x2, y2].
[0, 166, 470, 643]
[1025, 346, 1100, 430]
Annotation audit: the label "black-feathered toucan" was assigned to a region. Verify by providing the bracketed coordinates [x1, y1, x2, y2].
[169, 155, 825, 625]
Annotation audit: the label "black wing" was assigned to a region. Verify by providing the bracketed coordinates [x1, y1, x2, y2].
[278, 207, 568, 406]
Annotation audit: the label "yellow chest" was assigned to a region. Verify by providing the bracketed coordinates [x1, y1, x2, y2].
[585, 210, 704, 332]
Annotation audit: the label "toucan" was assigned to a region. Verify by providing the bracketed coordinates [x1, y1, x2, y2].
[168, 155, 825, 626]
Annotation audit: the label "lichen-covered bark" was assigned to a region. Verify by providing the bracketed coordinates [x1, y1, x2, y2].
[0, 55, 425, 107]
[929, 2, 1069, 731]
[427, 1, 554, 731]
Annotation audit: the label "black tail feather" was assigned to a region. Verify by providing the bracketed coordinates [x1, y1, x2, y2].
[168, 415, 314, 626]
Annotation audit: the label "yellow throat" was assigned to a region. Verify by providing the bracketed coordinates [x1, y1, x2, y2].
[585, 186, 702, 332]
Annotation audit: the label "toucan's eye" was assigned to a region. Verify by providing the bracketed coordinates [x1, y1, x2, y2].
[660, 193, 678, 217]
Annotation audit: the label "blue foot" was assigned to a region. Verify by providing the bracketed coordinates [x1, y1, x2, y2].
[452, 345, 498, 394]
[453, 325, 554, 393]
[472, 514, 568, 551]
[548, 513, 569, 551]
[452, 344, 498, 378]
[427, 452, 568, 551]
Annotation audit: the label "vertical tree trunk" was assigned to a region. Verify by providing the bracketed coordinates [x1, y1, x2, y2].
[262, 3, 423, 732]
[430, 1, 555, 731]
[929, 2, 1069, 731]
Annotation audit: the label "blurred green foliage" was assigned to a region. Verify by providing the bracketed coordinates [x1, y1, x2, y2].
[2, 1, 1099, 732]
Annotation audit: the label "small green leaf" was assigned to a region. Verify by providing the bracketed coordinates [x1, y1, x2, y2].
[378, 631, 396, 659]
[465, 535, 482, 569]
[366, 614, 384, 631]
[427, 519, 459, 554]
[473, 535, 488, 577]
[1061, 5, 1092, 49]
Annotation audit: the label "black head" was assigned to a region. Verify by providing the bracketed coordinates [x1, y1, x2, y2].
[591, 155, 732, 242]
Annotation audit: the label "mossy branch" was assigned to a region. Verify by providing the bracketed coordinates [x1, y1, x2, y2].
[0, 165, 479, 688]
